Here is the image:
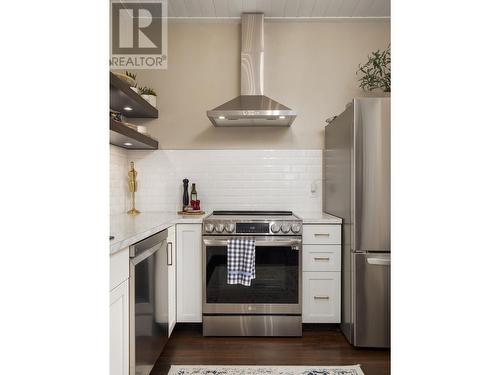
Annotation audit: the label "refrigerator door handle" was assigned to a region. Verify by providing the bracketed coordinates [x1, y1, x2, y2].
[366, 257, 391, 266]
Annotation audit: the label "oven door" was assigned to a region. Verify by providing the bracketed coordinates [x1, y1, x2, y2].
[203, 236, 302, 315]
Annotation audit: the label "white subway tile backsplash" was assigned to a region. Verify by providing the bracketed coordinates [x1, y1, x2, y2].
[109, 145, 129, 214]
[110, 147, 323, 214]
[119, 149, 323, 215]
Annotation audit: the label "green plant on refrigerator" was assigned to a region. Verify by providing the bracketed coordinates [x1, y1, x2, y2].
[357, 44, 391, 93]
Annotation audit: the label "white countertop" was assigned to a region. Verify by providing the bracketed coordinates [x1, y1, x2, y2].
[295, 212, 343, 224]
[110, 211, 341, 254]
[110, 211, 209, 254]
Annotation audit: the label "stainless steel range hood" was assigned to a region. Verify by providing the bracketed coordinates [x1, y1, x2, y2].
[207, 13, 296, 127]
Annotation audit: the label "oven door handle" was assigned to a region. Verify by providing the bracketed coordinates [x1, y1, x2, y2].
[203, 239, 302, 247]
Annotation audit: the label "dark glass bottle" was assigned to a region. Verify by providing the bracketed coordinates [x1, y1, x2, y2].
[191, 183, 197, 202]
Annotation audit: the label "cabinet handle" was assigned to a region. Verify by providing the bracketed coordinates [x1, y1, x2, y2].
[314, 233, 330, 237]
[167, 242, 173, 266]
[314, 257, 330, 261]
[314, 295, 330, 300]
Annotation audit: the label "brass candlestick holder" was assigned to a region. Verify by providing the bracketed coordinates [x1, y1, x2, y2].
[127, 161, 140, 215]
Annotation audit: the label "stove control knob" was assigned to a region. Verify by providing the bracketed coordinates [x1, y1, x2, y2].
[215, 223, 225, 233]
[281, 223, 291, 233]
[271, 223, 281, 233]
[291, 223, 302, 233]
[225, 223, 235, 233]
[204, 223, 214, 233]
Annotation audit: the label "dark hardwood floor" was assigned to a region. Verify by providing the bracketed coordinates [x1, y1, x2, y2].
[150, 324, 390, 375]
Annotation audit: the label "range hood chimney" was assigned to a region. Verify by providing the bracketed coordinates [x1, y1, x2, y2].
[207, 13, 296, 127]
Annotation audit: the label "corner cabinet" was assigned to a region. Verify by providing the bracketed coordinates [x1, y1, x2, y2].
[110, 247, 129, 375]
[302, 224, 342, 323]
[176, 224, 203, 322]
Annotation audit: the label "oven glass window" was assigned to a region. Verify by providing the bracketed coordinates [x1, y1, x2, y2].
[205, 245, 299, 304]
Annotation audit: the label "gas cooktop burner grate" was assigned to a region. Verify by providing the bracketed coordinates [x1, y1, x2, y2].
[212, 210, 293, 216]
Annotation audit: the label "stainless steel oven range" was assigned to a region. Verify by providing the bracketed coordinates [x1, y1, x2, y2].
[202, 211, 302, 336]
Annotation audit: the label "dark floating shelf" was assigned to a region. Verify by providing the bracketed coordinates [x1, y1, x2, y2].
[110, 72, 158, 118]
[110, 119, 158, 150]
[109, 71, 159, 150]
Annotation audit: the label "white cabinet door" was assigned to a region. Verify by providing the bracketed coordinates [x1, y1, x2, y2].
[110, 280, 129, 375]
[176, 224, 202, 322]
[167, 225, 177, 336]
[302, 272, 341, 323]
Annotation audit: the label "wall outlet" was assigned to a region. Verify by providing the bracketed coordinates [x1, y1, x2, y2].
[310, 181, 318, 198]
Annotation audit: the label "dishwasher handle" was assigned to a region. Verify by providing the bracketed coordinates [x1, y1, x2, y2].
[129, 229, 168, 258]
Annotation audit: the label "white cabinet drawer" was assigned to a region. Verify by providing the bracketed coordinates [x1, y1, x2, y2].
[302, 272, 341, 323]
[303, 225, 341, 244]
[303, 245, 341, 272]
[110, 247, 129, 291]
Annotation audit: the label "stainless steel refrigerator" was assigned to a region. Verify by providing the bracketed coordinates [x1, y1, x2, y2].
[324, 97, 390, 348]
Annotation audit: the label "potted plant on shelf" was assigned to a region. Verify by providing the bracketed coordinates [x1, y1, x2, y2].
[125, 71, 139, 93]
[112, 71, 136, 88]
[139, 86, 157, 107]
[356, 44, 391, 95]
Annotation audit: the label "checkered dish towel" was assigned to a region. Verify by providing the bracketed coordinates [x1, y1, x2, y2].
[227, 238, 256, 286]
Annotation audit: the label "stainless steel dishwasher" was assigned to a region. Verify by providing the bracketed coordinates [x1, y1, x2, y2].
[129, 229, 169, 375]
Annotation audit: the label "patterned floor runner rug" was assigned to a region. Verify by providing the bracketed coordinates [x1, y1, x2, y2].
[168, 365, 364, 375]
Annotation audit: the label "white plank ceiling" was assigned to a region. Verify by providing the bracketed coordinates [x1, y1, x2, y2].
[167, 0, 390, 19]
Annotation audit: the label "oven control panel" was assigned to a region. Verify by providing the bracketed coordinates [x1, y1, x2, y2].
[203, 221, 302, 235]
[236, 223, 269, 234]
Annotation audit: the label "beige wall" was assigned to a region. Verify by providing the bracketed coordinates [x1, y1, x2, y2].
[125, 21, 390, 149]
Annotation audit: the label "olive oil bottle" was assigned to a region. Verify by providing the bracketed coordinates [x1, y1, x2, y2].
[190, 183, 197, 202]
